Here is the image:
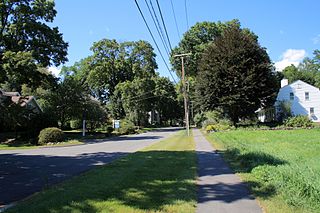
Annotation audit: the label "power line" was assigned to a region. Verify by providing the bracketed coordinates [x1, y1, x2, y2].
[170, 0, 181, 40]
[155, 0, 173, 51]
[134, 0, 177, 84]
[184, 0, 189, 30]
[145, 0, 170, 57]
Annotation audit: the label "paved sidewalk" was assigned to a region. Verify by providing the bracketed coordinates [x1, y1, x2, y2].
[194, 129, 262, 213]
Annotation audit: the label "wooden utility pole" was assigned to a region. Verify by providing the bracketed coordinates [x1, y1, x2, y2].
[174, 53, 191, 136]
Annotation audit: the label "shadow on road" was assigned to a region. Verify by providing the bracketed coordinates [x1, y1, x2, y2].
[4, 150, 196, 213]
[0, 151, 129, 205]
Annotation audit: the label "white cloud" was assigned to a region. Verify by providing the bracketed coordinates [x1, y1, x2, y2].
[274, 49, 306, 71]
[48, 66, 61, 77]
[312, 34, 320, 44]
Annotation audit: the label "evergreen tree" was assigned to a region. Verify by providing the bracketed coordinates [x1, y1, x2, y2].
[195, 22, 279, 125]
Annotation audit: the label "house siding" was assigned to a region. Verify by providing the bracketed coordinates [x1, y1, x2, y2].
[276, 80, 320, 122]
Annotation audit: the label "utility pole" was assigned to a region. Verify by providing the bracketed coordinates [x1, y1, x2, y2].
[174, 53, 191, 136]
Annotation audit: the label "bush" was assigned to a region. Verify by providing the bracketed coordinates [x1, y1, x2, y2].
[119, 119, 136, 135]
[194, 113, 205, 128]
[38, 127, 64, 145]
[106, 126, 114, 134]
[202, 110, 224, 128]
[284, 115, 314, 128]
[205, 120, 233, 132]
[70, 119, 82, 129]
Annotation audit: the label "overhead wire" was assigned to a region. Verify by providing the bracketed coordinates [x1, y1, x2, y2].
[145, 0, 170, 57]
[184, 0, 189, 30]
[134, 0, 177, 84]
[170, 0, 181, 40]
[155, 0, 173, 51]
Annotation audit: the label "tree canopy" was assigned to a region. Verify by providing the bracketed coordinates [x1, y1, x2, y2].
[195, 22, 279, 125]
[170, 20, 240, 77]
[282, 50, 320, 87]
[62, 39, 157, 102]
[0, 0, 68, 91]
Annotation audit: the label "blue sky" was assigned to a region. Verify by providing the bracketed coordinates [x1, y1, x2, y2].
[49, 0, 320, 80]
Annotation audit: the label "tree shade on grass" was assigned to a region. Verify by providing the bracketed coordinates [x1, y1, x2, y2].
[206, 129, 320, 213]
[7, 131, 196, 213]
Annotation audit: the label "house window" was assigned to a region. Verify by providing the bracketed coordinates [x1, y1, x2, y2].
[305, 92, 310, 101]
[310, 107, 315, 115]
[290, 92, 294, 100]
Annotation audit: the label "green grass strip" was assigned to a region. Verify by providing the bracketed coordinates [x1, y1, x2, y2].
[205, 129, 320, 213]
[7, 131, 196, 213]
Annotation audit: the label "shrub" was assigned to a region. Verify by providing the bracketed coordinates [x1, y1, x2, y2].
[206, 125, 216, 132]
[106, 126, 114, 134]
[119, 119, 136, 135]
[70, 119, 82, 129]
[38, 127, 64, 145]
[284, 115, 314, 128]
[202, 110, 224, 128]
[194, 113, 205, 128]
[205, 120, 233, 132]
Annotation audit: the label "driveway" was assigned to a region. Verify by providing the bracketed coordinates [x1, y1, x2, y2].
[0, 127, 181, 205]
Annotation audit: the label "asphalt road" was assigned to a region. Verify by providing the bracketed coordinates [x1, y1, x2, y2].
[0, 127, 181, 205]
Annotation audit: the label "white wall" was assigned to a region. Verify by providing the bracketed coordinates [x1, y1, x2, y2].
[276, 80, 320, 122]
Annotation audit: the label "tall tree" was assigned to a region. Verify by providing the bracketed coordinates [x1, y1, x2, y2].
[0, 0, 68, 91]
[282, 50, 320, 87]
[45, 77, 86, 128]
[195, 23, 279, 125]
[153, 76, 182, 125]
[62, 39, 157, 102]
[170, 20, 239, 77]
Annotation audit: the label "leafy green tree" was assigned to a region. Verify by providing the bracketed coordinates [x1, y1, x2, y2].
[113, 78, 155, 126]
[282, 50, 320, 87]
[0, 0, 68, 91]
[45, 77, 86, 128]
[195, 23, 279, 125]
[62, 39, 157, 102]
[170, 20, 239, 77]
[153, 76, 182, 125]
[84, 98, 108, 132]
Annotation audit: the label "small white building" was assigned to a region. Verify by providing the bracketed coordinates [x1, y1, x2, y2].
[275, 79, 320, 122]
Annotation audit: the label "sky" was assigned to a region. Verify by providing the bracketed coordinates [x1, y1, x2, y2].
[49, 0, 320, 80]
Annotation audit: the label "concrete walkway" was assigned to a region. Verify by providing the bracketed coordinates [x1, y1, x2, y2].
[194, 129, 262, 213]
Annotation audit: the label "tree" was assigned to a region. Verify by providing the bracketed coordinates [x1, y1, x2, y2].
[170, 20, 239, 77]
[153, 76, 182, 125]
[0, 0, 68, 91]
[195, 23, 279, 125]
[84, 98, 108, 132]
[45, 77, 86, 128]
[62, 39, 158, 102]
[112, 78, 155, 126]
[282, 50, 320, 87]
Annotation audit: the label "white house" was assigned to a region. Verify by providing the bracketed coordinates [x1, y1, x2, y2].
[275, 79, 320, 122]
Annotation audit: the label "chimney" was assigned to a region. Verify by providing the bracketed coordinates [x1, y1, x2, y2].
[281, 79, 288, 88]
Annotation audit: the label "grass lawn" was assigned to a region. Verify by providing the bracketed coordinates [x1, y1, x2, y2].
[206, 128, 320, 213]
[7, 131, 196, 213]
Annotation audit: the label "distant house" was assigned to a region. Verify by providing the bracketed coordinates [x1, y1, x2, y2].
[0, 90, 42, 113]
[258, 79, 320, 122]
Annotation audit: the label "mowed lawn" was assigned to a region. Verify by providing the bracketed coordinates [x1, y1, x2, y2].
[7, 131, 196, 213]
[206, 129, 320, 213]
